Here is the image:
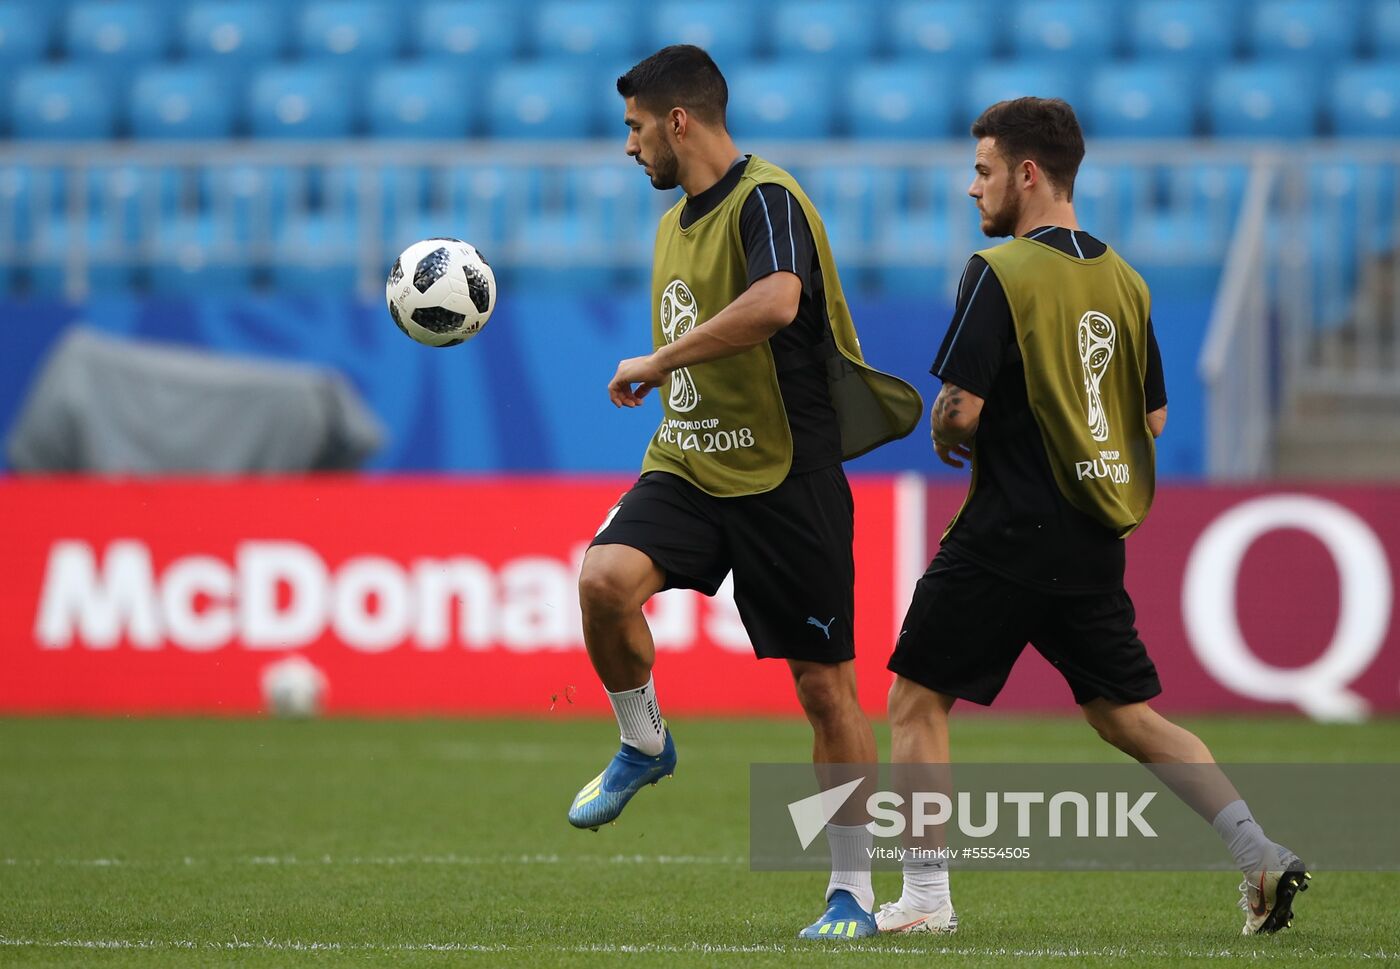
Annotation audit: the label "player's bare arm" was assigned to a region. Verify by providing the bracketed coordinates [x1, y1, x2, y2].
[1147, 404, 1167, 438]
[608, 271, 802, 407]
[930, 382, 984, 468]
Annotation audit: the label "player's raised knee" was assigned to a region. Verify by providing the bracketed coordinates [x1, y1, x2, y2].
[578, 545, 658, 618]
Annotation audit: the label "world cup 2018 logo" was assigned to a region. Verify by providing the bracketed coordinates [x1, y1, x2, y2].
[1078, 310, 1116, 442]
[660, 279, 701, 413]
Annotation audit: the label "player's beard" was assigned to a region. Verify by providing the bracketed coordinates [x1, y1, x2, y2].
[645, 139, 680, 191]
[980, 189, 1022, 238]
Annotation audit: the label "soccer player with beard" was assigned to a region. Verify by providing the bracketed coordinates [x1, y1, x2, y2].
[565, 45, 923, 940]
[878, 97, 1309, 937]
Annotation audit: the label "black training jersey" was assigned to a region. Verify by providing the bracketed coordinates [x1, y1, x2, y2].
[679, 156, 843, 474]
[932, 226, 1167, 594]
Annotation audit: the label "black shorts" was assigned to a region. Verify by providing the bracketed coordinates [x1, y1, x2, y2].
[590, 466, 855, 663]
[887, 547, 1162, 706]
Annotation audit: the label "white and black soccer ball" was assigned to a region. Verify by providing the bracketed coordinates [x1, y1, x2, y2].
[385, 238, 496, 347]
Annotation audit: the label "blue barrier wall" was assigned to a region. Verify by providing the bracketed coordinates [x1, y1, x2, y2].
[0, 287, 1210, 478]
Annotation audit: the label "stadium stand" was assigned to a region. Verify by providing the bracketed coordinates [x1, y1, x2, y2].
[651, 1, 757, 64]
[414, 0, 520, 61]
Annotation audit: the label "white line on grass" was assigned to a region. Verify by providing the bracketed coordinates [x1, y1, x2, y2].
[0, 938, 1394, 960]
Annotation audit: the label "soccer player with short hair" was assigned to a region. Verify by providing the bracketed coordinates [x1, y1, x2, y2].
[880, 97, 1309, 937]
[566, 45, 922, 939]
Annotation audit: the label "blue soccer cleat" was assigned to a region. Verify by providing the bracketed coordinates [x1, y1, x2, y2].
[798, 889, 878, 940]
[567, 728, 676, 830]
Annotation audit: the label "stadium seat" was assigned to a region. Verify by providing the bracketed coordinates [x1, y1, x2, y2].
[1084, 63, 1195, 138]
[323, 164, 430, 242]
[440, 164, 537, 248]
[29, 215, 135, 296]
[890, 1, 993, 65]
[565, 163, 658, 244]
[86, 163, 184, 244]
[180, 1, 284, 64]
[0, 5, 48, 68]
[510, 210, 623, 292]
[270, 214, 361, 294]
[0, 165, 51, 245]
[413, 1, 519, 62]
[296, 0, 399, 63]
[844, 61, 953, 140]
[798, 164, 906, 245]
[1011, 0, 1116, 62]
[1128, 0, 1234, 62]
[10, 65, 115, 139]
[1374, 0, 1400, 57]
[726, 63, 833, 140]
[486, 63, 593, 139]
[1249, 0, 1357, 61]
[1166, 160, 1249, 240]
[1207, 62, 1319, 138]
[1071, 163, 1156, 242]
[964, 61, 1080, 129]
[533, 0, 638, 62]
[873, 212, 956, 296]
[63, 1, 169, 65]
[200, 164, 297, 243]
[130, 66, 236, 139]
[772, 0, 879, 62]
[367, 63, 475, 138]
[651, 1, 756, 65]
[149, 215, 254, 294]
[248, 64, 359, 138]
[1331, 64, 1400, 138]
[1308, 161, 1397, 254]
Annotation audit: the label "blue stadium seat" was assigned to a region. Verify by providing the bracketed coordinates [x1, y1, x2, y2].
[323, 164, 430, 242]
[181, 1, 284, 63]
[874, 212, 955, 296]
[413, 1, 519, 61]
[1166, 161, 1248, 240]
[798, 164, 905, 245]
[565, 164, 658, 244]
[1249, 0, 1357, 61]
[0, 165, 52, 245]
[890, 1, 993, 65]
[270, 214, 360, 294]
[200, 164, 297, 243]
[1331, 64, 1400, 138]
[130, 66, 236, 139]
[367, 63, 475, 138]
[486, 63, 592, 139]
[86, 164, 184, 244]
[1085, 63, 1195, 138]
[30, 215, 135, 296]
[773, 0, 878, 62]
[1308, 161, 1397, 254]
[1071, 163, 1155, 241]
[1011, 0, 1116, 62]
[149, 215, 254, 294]
[10, 65, 115, 139]
[248, 64, 358, 138]
[726, 63, 833, 139]
[1128, 0, 1233, 62]
[296, 0, 399, 63]
[651, 1, 756, 65]
[964, 61, 1080, 128]
[63, 1, 168, 65]
[534, 1, 638, 62]
[1374, 0, 1400, 57]
[0, 5, 48, 67]
[441, 164, 533, 247]
[510, 210, 622, 293]
[844, 62, 953, 139]
[1208, 62, 1319, 138]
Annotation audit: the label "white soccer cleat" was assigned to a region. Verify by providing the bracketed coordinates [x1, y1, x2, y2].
[1238, 845, 1310, 936]
[875, 897, 958, 934]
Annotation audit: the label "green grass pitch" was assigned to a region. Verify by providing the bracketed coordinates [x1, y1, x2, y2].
[2, 715, 1398, 967]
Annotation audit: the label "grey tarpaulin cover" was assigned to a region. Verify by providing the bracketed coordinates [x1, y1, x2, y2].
[6, 327, 385, 473]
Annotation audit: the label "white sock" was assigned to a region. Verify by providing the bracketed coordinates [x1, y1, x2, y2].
[824, 823, 875, 914]
[606, 675, 665, 756]
[1211, 799, 1274, 874]
[901, 857, 951, 913]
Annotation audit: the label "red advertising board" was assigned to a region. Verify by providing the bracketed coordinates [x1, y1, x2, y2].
[0, 476, 899, 716]
[0, 477, 1396, 719]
